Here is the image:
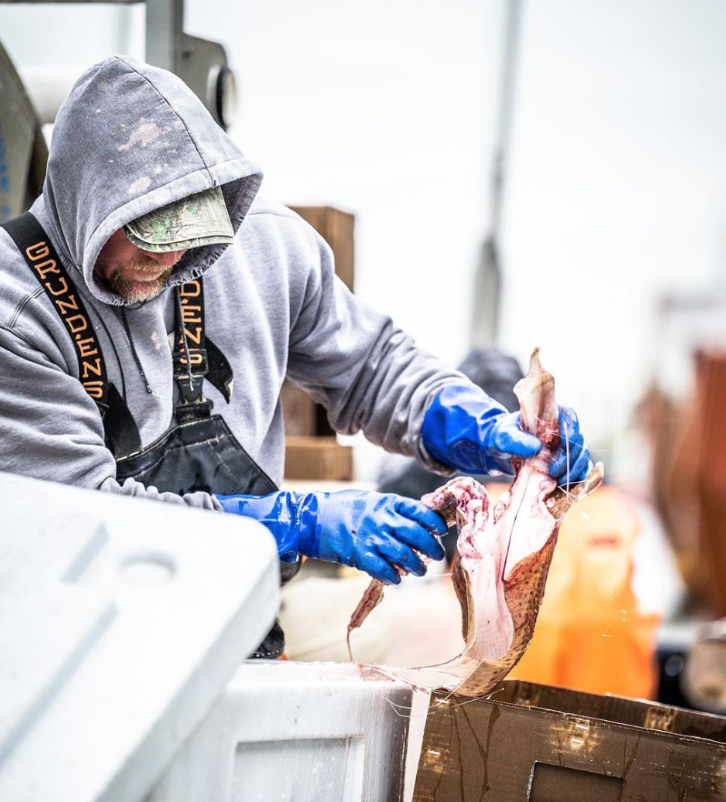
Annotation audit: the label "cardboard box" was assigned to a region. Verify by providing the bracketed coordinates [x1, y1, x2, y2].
[288, 205, 355, 291]
[282, 206, 355, 446]
[413, 680, 726, 801]
[280, 382, 317, 438]
[284, 436, 353, 481]
[280, 382, 336, 438]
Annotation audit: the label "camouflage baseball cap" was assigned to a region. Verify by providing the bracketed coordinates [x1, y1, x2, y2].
[123, 186, 234, 252]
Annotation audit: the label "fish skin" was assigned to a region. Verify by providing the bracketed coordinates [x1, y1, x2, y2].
[426, 466, 603, 697]
[347, 349, 604, 698]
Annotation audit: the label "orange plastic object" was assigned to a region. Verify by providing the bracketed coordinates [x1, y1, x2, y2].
[505, 485, 660, 699]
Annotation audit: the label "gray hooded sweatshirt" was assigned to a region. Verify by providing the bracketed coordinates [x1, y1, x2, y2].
[0, 56, 464, 509]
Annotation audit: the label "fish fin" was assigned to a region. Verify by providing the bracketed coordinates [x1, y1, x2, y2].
[514, 349, 558, 438]
[346, 578, 385, 661]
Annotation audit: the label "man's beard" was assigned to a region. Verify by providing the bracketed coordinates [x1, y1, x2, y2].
[107, 257, 175, 302]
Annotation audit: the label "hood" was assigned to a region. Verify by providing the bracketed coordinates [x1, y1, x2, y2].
[41, 55, 262, 306]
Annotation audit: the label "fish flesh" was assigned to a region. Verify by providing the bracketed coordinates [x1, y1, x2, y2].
[347, 349, 604, 697]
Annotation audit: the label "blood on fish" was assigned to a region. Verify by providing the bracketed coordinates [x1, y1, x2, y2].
[347, 349, 604, 697]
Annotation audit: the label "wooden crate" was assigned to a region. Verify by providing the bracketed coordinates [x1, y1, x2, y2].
[284, 436, 353, 481]
[282, 205, 355, 468]
[288, 205, 355, 291]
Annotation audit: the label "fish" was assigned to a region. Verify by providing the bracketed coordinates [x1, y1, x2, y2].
[347, 349, 604, 697]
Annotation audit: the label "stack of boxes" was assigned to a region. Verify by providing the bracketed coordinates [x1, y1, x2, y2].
[282, 206, 355, 481]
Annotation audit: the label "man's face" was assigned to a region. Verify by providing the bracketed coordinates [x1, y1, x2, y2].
[94, 230, 187, 303]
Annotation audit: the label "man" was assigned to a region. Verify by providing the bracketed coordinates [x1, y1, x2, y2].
[0, 57, 590, 656]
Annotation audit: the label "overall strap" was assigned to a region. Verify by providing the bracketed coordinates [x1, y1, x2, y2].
[173, 279, 236, 423]
[173, 279, 211, 423]
[0, 212, 142, 458]
[2, 213, 110, 406]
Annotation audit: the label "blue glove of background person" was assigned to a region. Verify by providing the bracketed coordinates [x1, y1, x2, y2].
[421, 385, 591, 486]
[215, 490, 447, 585]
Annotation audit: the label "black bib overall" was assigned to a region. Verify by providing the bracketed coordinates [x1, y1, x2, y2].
[2, 213, 295, 658]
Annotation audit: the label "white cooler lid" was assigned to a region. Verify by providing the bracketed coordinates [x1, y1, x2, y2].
[0, 472, 280, 802]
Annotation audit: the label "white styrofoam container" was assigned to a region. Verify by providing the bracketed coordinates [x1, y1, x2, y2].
[0, 472, 280, 802]
[149, 661, 420, 802]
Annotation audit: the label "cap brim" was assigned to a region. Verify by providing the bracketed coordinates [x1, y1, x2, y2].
[124, 186, 235, 252]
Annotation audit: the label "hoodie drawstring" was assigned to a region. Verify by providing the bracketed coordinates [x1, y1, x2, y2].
[120, 308, 154, 395]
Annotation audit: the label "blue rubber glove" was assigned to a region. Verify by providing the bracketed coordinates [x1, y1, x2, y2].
[422, 384, 541, 475]
[548, 405, 592, 486]
[421, 385, 591, 486]
[215, 490, 447, 585]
